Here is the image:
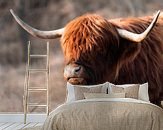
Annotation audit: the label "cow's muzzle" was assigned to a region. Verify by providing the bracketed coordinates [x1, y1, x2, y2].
[64, 64, 89, 85]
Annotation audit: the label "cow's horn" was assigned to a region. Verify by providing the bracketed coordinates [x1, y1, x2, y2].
[10, 9, 64, 39]
[117, 10, 160, 43]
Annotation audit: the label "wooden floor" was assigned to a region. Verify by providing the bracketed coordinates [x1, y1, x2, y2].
[0, 122, 43, 130]
[0, 113, 47, 130]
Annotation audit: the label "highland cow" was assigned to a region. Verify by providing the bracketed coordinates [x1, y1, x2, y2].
[10, 10, 163, 106]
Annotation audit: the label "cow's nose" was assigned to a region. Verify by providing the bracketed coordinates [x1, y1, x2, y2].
[73, 66, 81, 73]
[64, 65, 82, 79]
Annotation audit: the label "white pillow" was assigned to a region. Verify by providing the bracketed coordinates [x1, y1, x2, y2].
[108, 82, 149, 102]
[66, 82, 108, 102]
[138, 83, 149, 102]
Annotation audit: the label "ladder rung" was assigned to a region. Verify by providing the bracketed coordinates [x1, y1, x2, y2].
[28, 88, 47, 91]
[28, 69, 48, 72]
[27, 103, 47, 107]
[30, 55, 47, 58]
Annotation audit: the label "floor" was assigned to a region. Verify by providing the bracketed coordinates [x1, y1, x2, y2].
[0, 122, 43, 130]
[0, 113, 47, 130]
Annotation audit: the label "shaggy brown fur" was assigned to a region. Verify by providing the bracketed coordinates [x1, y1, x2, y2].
[61, 13, 163, 106]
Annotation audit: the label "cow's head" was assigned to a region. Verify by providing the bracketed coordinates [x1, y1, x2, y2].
[10, 9, 160, 85]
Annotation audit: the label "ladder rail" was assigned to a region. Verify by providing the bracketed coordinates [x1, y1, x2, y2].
[24, 41, 31, 124]
[27, 41, 31, 115]
[46, 42, 50, 116]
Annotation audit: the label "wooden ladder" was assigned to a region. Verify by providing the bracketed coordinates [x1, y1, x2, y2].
[23, 41, 50, 124]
